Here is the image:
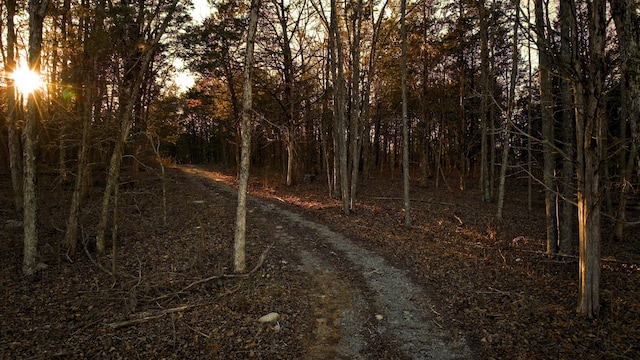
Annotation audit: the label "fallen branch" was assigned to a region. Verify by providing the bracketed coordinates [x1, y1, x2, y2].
[181, 243, 273, 292]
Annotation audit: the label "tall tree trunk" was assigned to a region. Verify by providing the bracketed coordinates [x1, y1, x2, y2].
[22, 0, 49, 276]
[64, 0, 105, 259]
[478, 0, 491, 202]
[349, 0, 363, 212]
[400, 0, 411, 228]
[5, 0, 23, 214]
[496, 0, 520, 221]
[360, 0, 389, 185]
[64, 85, 93, 258]
[234, 0, 260, 273]
[320, 50, 335, 198]
[535, 0, 558, 255]
[274, 0, 297, 186]
[575, 0, 606, 318]
[526, 2, 533, 212]
[330, 0, 349, 214]
[559, 0, 575, 253]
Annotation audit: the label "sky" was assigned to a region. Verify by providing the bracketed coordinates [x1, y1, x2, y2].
[171, 0, 213, 92]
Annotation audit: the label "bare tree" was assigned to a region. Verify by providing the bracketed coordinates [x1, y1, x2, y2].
[478, 0, 492, 203]
[22, 0, 50, 276]
[234, 0, 261, 273]
[400, 0, 410, 228]
[558, 0, 575, 254]
[349, 0, 364, 212]
[534, 0, 558, 256]
[329, 0, 349, 214]
[574, 0, 606, 318]
[496, 0, 520, 221]
[5, 0, 23, 214]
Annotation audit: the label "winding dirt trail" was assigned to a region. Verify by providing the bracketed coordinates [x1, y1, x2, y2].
[183, 166, 472, 359]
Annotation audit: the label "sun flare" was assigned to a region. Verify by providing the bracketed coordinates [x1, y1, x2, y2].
[11, 66, 44, 95]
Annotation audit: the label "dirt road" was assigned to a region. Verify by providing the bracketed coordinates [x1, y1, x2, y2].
[184, 166, 472, 359]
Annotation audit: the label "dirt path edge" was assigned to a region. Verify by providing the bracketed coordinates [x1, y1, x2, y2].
[182, 166, 472, 359]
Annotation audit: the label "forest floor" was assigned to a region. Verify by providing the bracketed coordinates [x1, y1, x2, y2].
[1, 164, 639, 359]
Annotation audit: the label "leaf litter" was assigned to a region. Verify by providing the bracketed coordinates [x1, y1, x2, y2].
[1, 164, 639, 359]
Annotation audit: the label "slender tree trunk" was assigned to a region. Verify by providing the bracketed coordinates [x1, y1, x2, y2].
[559, 0, 575, 253]
[234, 0, 260, 273]
[5, 0, 23, 214]
[535, 0, 558, 255]
[349, 0, 363, 212]
[478, 0, 491, 202]
[111, 177, 119, 276]
[360, 0, 388, 185]
[575, 0, 606, 318]
[330, 0, 349, 214]
[400, 0, 411, 228]
[22, 0, 49, 276]
[64, 84, 93, 258]
[96, 123, 128, 253]
[320, 55, 334, 198]
[496, 0, 520, 221]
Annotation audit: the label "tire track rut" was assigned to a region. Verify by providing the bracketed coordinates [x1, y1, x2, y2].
[182, 166, 472, 359]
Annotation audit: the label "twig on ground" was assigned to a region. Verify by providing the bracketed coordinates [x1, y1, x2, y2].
[181, 321, 211, 339]
[142, 243, 276, 303]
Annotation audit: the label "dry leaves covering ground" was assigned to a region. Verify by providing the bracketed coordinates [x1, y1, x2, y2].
[1, 164, 639, 359]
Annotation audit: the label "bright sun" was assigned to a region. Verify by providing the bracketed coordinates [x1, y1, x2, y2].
[11, 66, 44, 95]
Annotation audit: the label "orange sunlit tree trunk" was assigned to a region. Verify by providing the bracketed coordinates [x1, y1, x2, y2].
[575, 0, 606, 318]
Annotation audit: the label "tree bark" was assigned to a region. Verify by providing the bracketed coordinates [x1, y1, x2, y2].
[23, 0, 49, 276]
[234, 0, 260, 273]
[400, 0, 411, 228]
[64, 85, 93, 258]
[330, 0, 349, 214]
[478, 0, 491, 203]
[496, 0, 520, 221]
[575, 0, 606, 318]
[559, 0, 575, 253]
[349, 0, 363, 212]
[535, 0, 558, 255]
[5, 0, 23, 214]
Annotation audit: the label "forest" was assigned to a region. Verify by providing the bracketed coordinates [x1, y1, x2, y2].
[1, 0, 639, 357]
